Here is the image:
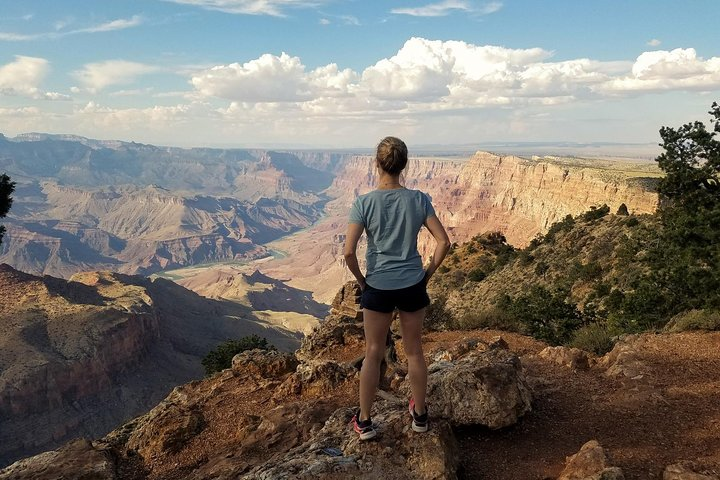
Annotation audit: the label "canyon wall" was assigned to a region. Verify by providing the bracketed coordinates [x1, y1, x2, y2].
[0, 264, 299, 467]
[260, 152, 659, 302]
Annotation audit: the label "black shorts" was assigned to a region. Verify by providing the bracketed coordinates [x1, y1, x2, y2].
[360, 277, 431, 313]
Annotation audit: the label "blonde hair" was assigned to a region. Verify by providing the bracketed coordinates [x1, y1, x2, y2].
[376, 136, 408, 175]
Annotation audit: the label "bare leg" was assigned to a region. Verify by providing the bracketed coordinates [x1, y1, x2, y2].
[359, 308, 393, 421]
[399, 307, 427, 414]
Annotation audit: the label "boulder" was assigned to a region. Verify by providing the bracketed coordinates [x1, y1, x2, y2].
[488, 335, 509, 350]
[241, 400, 458, 480]
[296, 283, 364, 361]
[274, 360, 358, 398]
[430, 339, 481, 363]
[0, 439, 117, 480]
[538, 346, 591, 371]
[403, 348, 532, 429]
[599, 335, 647, 379]
[558, 440, 624, 480]
[232, 349, 299, 378]
[330, 281, 363, 321]
[126, 386, 205, 460]
[664, 463, 720, 480]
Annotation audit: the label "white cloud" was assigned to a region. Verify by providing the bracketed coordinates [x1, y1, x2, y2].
[74, 15, 144, 33]
[191, 53, 357, 102]
[0, 15, 143, 42]
[477, 1, 503, 14]
[0, 55, 51, 99]
[72, 60, 160, 92]
[597, 48, 720, 94]
[3, 38, 719, 147]
[391, 1, 502, 17]
[647, 38, 661, 47]
[319, 18, 331, 25]
[162, 0, 327, 17]
[392, 0, 471, 17]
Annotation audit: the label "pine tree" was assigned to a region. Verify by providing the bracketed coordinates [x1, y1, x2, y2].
[0, 174, 15, 247]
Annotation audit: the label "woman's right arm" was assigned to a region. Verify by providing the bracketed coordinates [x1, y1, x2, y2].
[423, 215, 451, 280]
[343, 222, 366, 290]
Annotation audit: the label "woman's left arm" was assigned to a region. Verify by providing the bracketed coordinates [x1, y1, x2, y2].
[343, 222, 366, 290]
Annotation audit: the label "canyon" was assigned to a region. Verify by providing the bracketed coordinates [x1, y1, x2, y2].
[0, 263, 300, 467]
[0, 133, 349, 278]
[0, 133, 662, 468]
[259, 152, 660, 302]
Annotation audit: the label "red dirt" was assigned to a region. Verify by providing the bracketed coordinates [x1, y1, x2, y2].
[135, 329, 720, 479]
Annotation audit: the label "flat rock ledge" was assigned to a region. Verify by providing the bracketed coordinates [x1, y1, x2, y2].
[241, 400, 459, 480]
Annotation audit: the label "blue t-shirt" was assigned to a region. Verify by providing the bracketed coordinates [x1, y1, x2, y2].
[348, 188, 436, 290]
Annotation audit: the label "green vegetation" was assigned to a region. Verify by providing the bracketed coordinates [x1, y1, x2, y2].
[0, 174, 14, 247]
[428, 103, 720, 353]
[201, 335, 275, 376]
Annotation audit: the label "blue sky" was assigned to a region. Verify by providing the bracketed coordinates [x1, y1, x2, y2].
[0, 0, 719, 150]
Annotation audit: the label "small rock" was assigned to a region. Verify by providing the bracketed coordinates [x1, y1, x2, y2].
[664, 463, 720, 480]
[538, 346, 590, 371]
[488, 336, 509, 350]
[558, 440, 625, 480]
[232, 349, 299, 379]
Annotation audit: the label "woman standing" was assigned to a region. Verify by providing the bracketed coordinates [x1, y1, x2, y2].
[343, 136, 451, 440]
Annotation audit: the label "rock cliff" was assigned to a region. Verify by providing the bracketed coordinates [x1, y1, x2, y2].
[0, 264, 299, 466]
[261, 152, 659, 302]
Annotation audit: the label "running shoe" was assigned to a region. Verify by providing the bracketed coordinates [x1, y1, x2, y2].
[408, 398, 429, 433]
[351, 410, 377, 440]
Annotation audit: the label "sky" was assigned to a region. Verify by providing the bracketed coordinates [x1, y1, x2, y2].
[0, 0, 719, 150]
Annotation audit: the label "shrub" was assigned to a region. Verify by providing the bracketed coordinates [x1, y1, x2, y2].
[577, 261, 603, 281]
[664, 309, 720, 333]
[454, 306, 524, 332]
[425, 295, 452, 331]
[201, 335, 275, 376]
[468, 268, 486, 282]
[570, 323, 616, 355]
[544, 214, 575, 242]
[495, 286, 582, 345]
[518, 250, 534, 266]
[580, 204, 610, 222]
[625, 217, 639, 227]
[616, 203, 629, 216]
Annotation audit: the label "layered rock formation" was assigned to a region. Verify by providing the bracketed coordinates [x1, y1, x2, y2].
[0, 134, 341, 277]
[0, 264, 299, 466]
[1, 182, 322, 277]
[0, 282, 534, 479]
[261, 152, 659, 302]
[3, 316, 720, 478]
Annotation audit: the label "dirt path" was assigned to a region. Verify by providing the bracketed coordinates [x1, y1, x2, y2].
[456, 332, 720, 479]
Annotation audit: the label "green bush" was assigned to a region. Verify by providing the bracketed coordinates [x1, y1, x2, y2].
[577, 261, 603, 281]
[454, 306, 524, 332]
[468, 268, 486, 282]
[495, 286, 582, 345]
[0, 174, 15, 246]
[580, 204, 610, 222]
[544, 214, 575, 242]
[625, 217, 639, 227]
[425, 295, 452, 331]
[201, 335, 275, 376]
[570, 323, 616, 355]
[664, 309, 720, 333]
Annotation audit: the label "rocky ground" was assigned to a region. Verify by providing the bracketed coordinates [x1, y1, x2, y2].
[2, 282, 719, 479]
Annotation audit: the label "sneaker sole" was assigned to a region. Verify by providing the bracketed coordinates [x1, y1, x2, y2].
[359, 429, 377, 440]
[409, 401, 428, 433]
[412, 422, 428, 433]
